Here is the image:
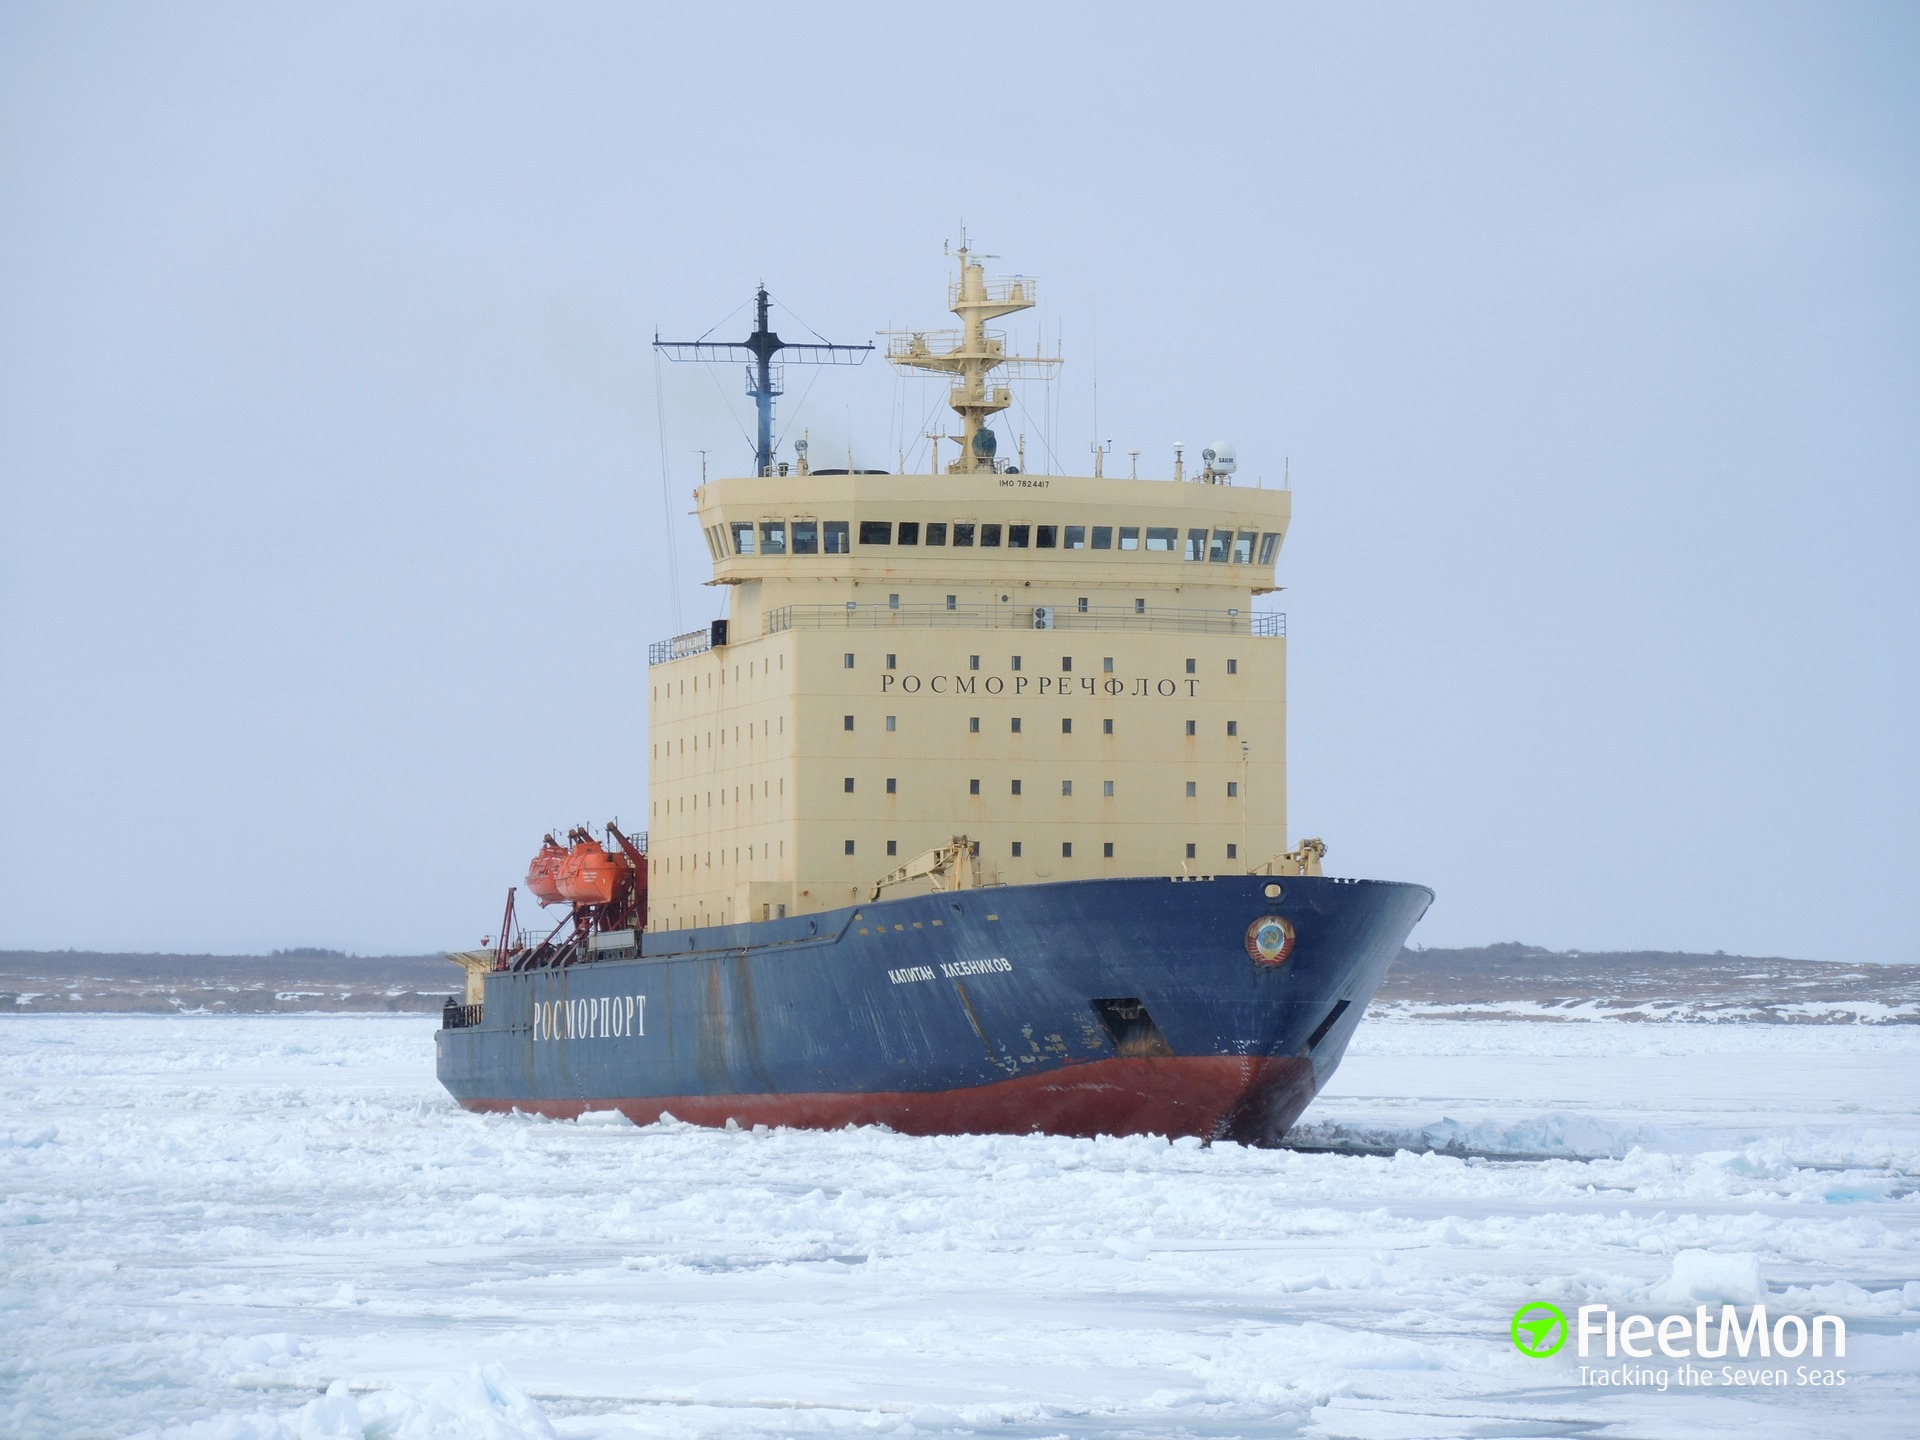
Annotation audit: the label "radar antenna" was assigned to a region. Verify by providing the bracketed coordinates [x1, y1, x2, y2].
[654, 285, 873, 476]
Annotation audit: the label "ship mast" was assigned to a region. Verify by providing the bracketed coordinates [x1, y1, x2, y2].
[655, 286, 873, 476]
[885, 242, 1062, 474]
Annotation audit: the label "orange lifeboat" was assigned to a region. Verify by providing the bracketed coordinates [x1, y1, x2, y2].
[556, 839, 631, 906]
[524, 839, 568, 906]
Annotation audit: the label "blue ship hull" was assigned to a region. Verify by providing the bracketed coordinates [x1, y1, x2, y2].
[436, 874, 1431, 1143]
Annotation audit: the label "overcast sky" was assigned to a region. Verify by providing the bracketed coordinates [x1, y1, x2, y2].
[1, 2, 1914, 962]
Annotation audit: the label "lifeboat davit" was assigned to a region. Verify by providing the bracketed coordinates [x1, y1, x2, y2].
[556, 839, 630, 906]
[524, 839, 568, 906]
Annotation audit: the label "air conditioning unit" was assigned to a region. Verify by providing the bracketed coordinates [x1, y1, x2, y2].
[1032, 606, 1054, 630]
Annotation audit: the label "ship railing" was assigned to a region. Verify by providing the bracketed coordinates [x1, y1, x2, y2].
[764, 603, 1284, 638]
[647, 628, 713, 666]
[949, 276, 1038, 309]
[441, 1000, 483, 1030]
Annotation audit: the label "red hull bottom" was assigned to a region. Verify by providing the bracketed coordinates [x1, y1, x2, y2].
[459, 1054, 1320, 1145]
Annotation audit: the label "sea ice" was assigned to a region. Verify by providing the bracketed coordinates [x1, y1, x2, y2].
[0, 1013, 1914, 1438]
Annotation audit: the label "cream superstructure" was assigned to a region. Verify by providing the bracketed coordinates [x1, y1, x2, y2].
[646, 252, 1296, 930]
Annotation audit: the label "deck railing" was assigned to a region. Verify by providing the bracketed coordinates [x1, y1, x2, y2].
[762, 603, 1284, 638]
[441, 1001, 483, 1030]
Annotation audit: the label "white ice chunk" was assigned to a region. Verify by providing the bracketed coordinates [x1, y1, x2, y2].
[1651, 1248, 1765, 1305]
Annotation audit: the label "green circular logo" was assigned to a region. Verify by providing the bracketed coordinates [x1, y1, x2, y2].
[1511, 1302, 1568, 1358]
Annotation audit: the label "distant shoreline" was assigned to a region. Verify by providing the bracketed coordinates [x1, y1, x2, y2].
[2, 943, 1914, 1021]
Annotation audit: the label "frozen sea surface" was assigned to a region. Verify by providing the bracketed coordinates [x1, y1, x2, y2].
[2, 1015, 1916, 1440]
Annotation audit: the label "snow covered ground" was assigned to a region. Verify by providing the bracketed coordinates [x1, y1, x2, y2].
[2, 1015, 1915, 1440]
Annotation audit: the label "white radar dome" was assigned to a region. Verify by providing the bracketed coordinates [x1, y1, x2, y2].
[1209, 443, 1237, 475]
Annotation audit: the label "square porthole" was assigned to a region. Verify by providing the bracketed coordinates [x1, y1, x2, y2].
[1062, 842, 1073, 858]
[1103, 842, 1114, 858]
[969, 717, 981, 733]
[1011, 779, 1022, 796]
[1011, 841, 1023, 857]
[1061, 718, 1072, 734]
[845, 840, 856, 856]
[1186, 781, 1197, 797]
[1185, 720, 1196, 736]
[1103, 718, 1114, 735]
[969, 779, 981, 795]
[888, 840, 898, 857]
[886, 778, 897, 794]
[1185, 843, 1196, 859]
[844, 777, 855, 793]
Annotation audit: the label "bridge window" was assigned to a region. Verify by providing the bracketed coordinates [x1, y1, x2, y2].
[791, 519, 819, 554]
[730, 522, 756, 555]
[897, 522, 920, 545]
[1064, 525, 1085, 549]
[1008, 524, 1030, 548]
[1035, 524, 1056, 548]
[953, 522, 976, 546]
[1184, 528, 1207, 561]
[1233, 530, 1255, 564]
[980, 523, 1002, 546]
[1145, 527, 1176, 552]
[1258, 532, 1280, 564]
[761, 521, 787, 554]
[1092, 526, 1112, 549]
[1119, 526, 1140, 551]
[1210, 529, 1232, 563]
[859, 521, 891, 545]
[825, 520, 850, 553]
[926, 523, 948, 545]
